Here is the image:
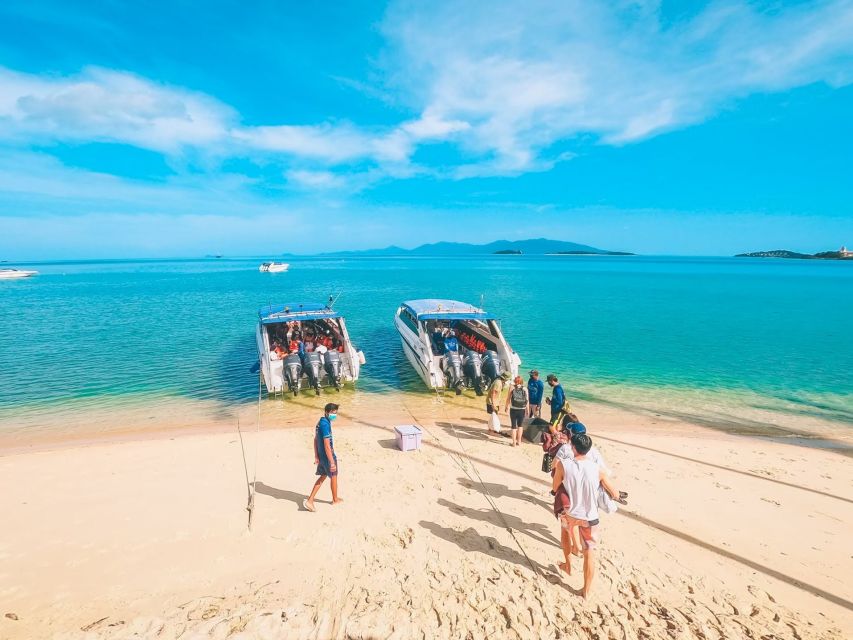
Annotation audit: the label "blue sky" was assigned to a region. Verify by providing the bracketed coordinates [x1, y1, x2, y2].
[0, 0, 851, 258]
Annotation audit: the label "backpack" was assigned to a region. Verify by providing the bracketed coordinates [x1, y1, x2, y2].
[511, 385, 526, 409]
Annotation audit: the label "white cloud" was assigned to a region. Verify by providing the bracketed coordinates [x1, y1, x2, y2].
[0, 1, 851, 184]
[0, 67, 233, 153]
[382, 0, 853, 168]
[286, 169, 346, 189]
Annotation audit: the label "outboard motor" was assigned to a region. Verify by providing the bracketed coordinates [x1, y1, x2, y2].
[323, 350, 343, 390]
[442, 351, 465, 395]
[482, 350, 503, 383]
[302, 352, 323, 395]
[283, 353, 303, 396]
[463, 350, 485, 396]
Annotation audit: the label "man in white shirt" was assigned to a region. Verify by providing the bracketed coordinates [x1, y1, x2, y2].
[552, 433, 624, 599]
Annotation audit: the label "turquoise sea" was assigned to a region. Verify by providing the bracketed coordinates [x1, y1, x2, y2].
[1, 256, 851, 443]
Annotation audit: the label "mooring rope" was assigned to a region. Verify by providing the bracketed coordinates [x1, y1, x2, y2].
[400, 389, 541, 576]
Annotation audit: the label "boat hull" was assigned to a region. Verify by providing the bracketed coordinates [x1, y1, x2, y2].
[0, 270, 38, 279]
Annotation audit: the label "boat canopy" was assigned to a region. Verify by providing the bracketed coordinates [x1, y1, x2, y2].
[402, 299, 495, 321]
[259, 302, 341, 324]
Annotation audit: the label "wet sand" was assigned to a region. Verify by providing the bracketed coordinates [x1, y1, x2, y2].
[0, 393, 851, 639]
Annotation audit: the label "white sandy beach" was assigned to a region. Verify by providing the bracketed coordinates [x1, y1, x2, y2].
[0, 395, 851, 639]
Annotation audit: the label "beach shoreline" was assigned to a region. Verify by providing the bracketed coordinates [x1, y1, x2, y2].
[2, 388, 851, 458]
[1, 395, 851, 639]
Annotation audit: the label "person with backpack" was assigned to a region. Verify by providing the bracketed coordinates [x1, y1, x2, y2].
[545, 374, 566, 426]
[503, 375, 529, 446]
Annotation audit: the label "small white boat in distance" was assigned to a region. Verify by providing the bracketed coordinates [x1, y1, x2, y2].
[394, 299, 521, 395]
[0, 268, 38, 279]
[257, 302, 365, 396]
[259, 262, 289, 272]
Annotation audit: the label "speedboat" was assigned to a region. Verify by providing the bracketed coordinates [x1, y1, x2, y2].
[0, 268, 38, 279]
[394, 299, 521, 395]
[259, 262, 289, 272]
[256, 301, 365, 396]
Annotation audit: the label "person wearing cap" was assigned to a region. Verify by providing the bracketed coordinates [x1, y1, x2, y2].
[485, 371, 511, 434]
[545, 374, 566, 424]
[304, 403, 342, 512]
[527, 370, 544, 418]
[554, 421, 612, 476]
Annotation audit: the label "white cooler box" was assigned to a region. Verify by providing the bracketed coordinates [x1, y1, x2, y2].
[394, 425, 422, 452]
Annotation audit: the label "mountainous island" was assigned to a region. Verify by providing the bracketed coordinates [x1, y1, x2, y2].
[302, 238, 633, 257]
[735, 248, 852, 260]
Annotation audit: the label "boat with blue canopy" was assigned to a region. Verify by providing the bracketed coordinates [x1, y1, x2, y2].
[394, 299, 521, 394]
[256, 301, 364, 396]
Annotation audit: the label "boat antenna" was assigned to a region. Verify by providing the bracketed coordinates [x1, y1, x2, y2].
[328, 291, 342, 309]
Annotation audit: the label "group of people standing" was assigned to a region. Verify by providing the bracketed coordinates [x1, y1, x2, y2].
[484, 368, 627, 598]
[303, 370, 627, 600]
[485, 369, 566, 445]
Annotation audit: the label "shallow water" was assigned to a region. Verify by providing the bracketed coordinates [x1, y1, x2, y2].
[1, 255, 851, 441]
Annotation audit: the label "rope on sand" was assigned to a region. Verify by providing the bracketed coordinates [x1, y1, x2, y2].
[401, 391, 541, 577]
[247, 370, 263, 531]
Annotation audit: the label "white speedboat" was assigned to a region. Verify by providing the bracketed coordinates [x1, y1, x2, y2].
[259, 262, 289, 272]
[256, 302, 365, 396]
[0, 268, 38, 279]
[394, 299, 521, 395]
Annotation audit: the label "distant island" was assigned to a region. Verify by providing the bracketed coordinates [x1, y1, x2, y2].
[549, 250, 636, 256]
[299, 238, 632, 257]
[736, 247, 852, 260]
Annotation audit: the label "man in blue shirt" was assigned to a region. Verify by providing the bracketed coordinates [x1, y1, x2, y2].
[545, 374, 566, 423]
[304, 402, 342, 512]
[443, 330, 459, 353]
[527, 369, 544, 418]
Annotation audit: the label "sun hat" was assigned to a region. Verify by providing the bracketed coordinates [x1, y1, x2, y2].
[500, 371, 511, 380]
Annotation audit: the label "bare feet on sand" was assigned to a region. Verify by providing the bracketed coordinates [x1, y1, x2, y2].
[303, 499, 315, 512]
[559, 561, 571, 575]
[332, 497, 344, 504]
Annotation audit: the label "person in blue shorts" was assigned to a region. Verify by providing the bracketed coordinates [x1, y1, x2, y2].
[304, 403, 342, 512]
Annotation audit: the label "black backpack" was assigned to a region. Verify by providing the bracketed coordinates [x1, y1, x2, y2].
[511, 385, 526, 409]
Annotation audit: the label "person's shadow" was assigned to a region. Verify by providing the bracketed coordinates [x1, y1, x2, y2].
[253, 481, 316, 511]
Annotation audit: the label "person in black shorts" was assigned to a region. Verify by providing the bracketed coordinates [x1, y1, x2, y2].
[503, 375, 528, 447]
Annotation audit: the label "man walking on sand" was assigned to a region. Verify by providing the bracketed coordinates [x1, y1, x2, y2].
[304, 403, 342, 512]
[552, 433, 623, 599]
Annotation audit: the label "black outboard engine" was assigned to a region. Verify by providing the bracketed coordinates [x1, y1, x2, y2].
[283, 353, 303, 396]
[323, 350, 343, 390]
[443, 351, 465, 395]
[482, 350, 502, 383]
[463, 350, 486, 396]
[302, 352, 323, 395]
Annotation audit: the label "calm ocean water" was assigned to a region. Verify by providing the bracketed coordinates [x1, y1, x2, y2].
[1, 256, 851, 439]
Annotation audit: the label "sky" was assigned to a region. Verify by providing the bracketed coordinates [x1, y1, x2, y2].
[0, 0, 851, 259]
